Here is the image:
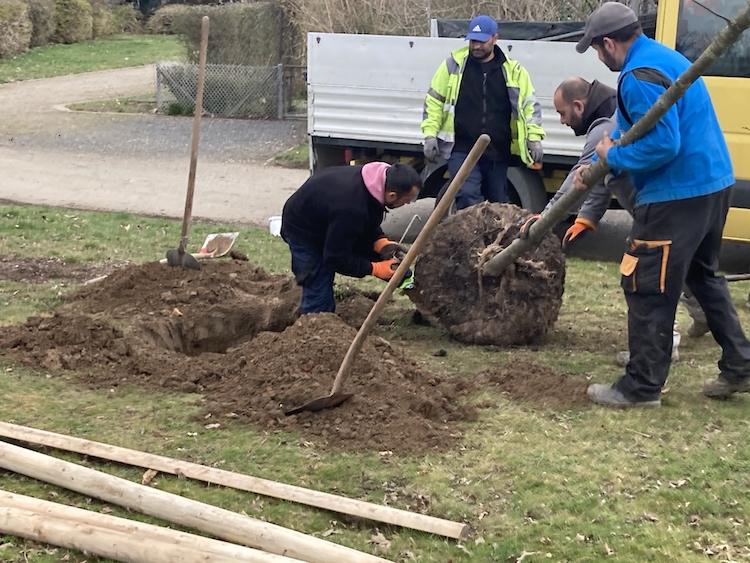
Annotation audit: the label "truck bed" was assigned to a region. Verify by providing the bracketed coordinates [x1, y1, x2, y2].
[307, 33, 619, 158]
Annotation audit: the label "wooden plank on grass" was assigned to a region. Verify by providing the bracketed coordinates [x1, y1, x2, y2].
[0, 421, 469, 540]
[0, 440, 392, 563]
[0, 491, 304, 563]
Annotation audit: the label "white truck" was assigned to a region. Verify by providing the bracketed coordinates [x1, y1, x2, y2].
[305, 0, 750, 241]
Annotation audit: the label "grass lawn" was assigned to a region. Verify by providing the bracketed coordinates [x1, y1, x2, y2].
[0, 35, 185, 84]
[1, 203, 749, 562]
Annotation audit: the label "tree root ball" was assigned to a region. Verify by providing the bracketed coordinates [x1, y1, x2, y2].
[408, 203, 565, 346]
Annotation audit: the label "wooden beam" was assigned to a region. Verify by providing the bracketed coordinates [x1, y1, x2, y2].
[0, 491, 304, 563]
[0, 440, 392, 563]
[0, 421, 468, 540]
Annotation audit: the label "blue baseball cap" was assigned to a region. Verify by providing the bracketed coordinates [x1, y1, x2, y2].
[466, 15, 498, 42]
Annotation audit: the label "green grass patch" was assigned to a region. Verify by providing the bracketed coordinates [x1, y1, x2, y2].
[67, 92, 157, 114]
[273, 142, 309, 169]
[0, 35, 185, 84]
[1, 202, 750, 562]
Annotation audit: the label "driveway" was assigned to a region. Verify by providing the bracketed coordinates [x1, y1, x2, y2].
[1, 66, 746, 271]
[0, 65, 309, 226]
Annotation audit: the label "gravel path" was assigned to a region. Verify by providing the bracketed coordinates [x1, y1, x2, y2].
[0, 65, 309, 226]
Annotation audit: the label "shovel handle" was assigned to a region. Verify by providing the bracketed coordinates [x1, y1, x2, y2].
[330, 134, 491, 395]
[179, 16, 209, 256]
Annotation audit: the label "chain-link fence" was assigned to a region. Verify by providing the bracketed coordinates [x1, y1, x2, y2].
[156, 62, 306, 120]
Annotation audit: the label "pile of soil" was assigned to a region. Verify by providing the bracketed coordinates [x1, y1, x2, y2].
[0, 261, 483, 453]
[0, 257, 587, 454]
[0, 256, 120, 284]
[475, 359, 591, 410]
[409, 203, 565, 346]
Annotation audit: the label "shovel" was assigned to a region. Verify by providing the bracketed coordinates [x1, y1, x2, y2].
[284, 134, 491, 416]
[159, 232, 239, 265]
[166, 15, 210, 271]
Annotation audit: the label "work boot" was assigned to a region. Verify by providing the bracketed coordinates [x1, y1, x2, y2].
[702, 375, 750, 398]
[688, 320, 710, 338]
[616, 348, 678, 367]
[680, 292, 708, 337]
[587, 384, 661, 408]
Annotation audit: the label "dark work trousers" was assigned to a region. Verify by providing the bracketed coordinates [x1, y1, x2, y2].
[447, 152, 509, 210]
[616, 187, 750, 401]
[283, 235, 336, 315]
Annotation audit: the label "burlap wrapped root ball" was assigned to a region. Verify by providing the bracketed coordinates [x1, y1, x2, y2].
[409, 202, 565, 346]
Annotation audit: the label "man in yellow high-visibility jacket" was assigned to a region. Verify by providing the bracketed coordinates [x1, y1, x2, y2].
[422, 15, 545, 210]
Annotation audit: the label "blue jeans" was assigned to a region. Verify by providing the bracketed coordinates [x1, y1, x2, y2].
[447, 152, 509, 210]
[283, 236, 336, 315]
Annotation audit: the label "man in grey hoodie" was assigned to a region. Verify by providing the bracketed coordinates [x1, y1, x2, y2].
[520, 76, 708, 359]
[521, 77, 632, 246]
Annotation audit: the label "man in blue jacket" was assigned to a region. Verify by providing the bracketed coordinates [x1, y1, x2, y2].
[281, 162, 421, 315]
[574, 2, 750, 407]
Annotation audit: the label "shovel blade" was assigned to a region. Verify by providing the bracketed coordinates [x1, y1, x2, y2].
[284, 393, 354, 416]
[166, 249, 201, 271]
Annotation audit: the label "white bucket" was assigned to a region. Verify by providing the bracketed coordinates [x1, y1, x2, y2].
[269, 216, 282, 237]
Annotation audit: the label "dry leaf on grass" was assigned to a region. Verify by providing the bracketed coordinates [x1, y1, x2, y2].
[369, 532, 391, 553]
[515, 551, 538, 563]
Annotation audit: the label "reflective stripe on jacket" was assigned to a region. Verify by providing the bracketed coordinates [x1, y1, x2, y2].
[421, 45, 545, 167]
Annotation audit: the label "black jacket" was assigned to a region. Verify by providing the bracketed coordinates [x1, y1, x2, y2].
[454, 45, 513, 162]
[281, 166, 385, 278]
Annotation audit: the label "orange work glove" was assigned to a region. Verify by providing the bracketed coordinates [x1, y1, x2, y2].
[517, 214, 541, 240]
[371, 259, 399, 281]
[373, 238, 407, 260]
[562, 217, 596, 250]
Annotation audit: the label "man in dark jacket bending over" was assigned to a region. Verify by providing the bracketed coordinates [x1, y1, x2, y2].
[281, 162, 422, 315]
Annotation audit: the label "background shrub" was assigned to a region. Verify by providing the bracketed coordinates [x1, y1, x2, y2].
[145, 3, 188, 34]
[22, 0, 55, 47]
[111, 3, 142, 33]
[0, 0, 32, 58]
[53, 0, 92, 43]
[172, 3, 293, 66]
[89, 0, 115, 37]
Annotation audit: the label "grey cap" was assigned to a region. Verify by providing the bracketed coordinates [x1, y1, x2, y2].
[576, 2, 638, 53]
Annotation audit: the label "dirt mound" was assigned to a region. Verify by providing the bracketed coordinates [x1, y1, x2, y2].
[476, 359, 590, 410]
[0, 261, 482, 453]
[0, 258, 589, 453]
[409, 203, 565, 346]
[0, 256, 120, 284]
[205, 313, 480, 452]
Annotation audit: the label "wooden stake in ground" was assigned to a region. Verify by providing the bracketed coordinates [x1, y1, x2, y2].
[0, 440, 392, 563]
[0, 491, 303, 563]
[0, 421, 468, 540]
[482, 1, 750, 277]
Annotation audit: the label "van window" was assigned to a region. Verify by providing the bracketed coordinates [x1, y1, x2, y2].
[676, 0, 750, 77]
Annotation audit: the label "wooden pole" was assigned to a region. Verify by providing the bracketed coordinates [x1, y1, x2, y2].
[0, 440, 391, 563]
[0, 491, 304, 563]
[481, 2, 750, 277]
[0, 421, 468, 540]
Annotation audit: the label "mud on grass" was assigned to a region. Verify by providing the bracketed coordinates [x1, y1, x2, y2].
[0, 259, 591, 454]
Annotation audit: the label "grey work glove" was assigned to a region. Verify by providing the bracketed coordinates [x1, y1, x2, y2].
[423, 137, 440, 162]
[378, 242, 407, 260]
[527, 140, 543, 164]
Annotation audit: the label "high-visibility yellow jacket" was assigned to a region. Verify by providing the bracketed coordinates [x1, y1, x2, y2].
[421, 46, 545, 167]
